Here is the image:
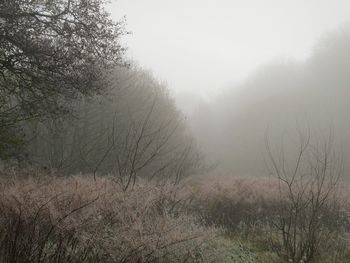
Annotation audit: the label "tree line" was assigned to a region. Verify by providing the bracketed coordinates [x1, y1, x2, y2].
[0, 0, 202, 185]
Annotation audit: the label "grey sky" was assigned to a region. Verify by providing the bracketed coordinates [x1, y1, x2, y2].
[109, 0, 350, 110]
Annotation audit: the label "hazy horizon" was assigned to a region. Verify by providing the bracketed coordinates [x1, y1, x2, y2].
[109, 0, 350, 112]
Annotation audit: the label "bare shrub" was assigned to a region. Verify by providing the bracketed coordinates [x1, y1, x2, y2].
[188, 175, 281, 232]
[265, 130, 348, 262]
[187, 169, 350, 262]
[0, 171, 219, 262]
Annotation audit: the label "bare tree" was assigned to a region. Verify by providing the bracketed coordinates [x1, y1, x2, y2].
[265, 128, 345, 262]
[25, 67, 203, 187]
[82, 95, 201, 190]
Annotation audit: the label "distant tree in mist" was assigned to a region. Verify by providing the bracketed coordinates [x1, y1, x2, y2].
[0, 0, 126, 158]
[26, 67, 203, 186]
[191, 26, 350, 177]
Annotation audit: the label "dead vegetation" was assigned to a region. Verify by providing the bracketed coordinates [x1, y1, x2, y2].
[0, 170, 220, 263]
[1, 165, 350, 263]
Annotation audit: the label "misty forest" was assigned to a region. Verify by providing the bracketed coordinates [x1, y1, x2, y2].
[1, 0, 350, 262]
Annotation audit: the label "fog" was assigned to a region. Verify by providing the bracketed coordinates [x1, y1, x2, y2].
[3, 1, 350, 259]
[192, 27, 350, 176]
[107, 1, 350, 177]
[109, 0, 350, 112]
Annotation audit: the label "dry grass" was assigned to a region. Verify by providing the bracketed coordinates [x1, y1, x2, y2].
[187, 174, 350, 262]
[1, 168, 350, 263]
[187, 175, 282, 230]
[0, 170, 220, 263]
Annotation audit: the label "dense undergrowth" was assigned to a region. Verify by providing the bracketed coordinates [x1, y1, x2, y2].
[0, 170, 220, 263]
[188, 175, 350, 262]
[1, 168, 350, 263]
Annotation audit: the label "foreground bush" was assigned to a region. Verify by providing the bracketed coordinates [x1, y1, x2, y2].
[188, 174, 350, 263]
[0, 172, 220, 263]
[2, 167, 349, 263]
[189, 175, 279, 231]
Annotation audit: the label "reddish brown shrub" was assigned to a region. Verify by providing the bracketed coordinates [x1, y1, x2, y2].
[0, 171, 219, 263]
[187, 173, 350, 262]
[188, 175, 282, 230]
